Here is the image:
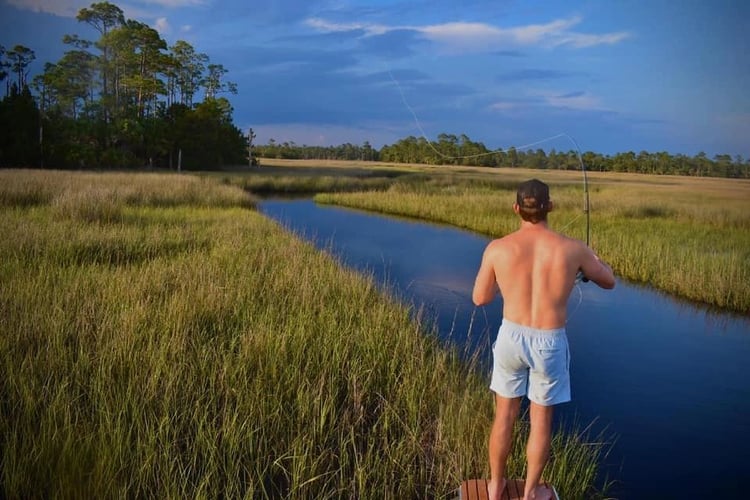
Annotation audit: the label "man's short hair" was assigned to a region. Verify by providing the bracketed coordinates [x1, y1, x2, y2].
[516, 179, 550, 223]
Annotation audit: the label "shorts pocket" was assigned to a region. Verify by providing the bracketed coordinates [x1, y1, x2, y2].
[537, 347, 560, 358]
[537, 348, 562, 371]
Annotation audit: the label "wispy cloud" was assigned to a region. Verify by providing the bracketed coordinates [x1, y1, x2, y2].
[489, 90, 607, 113]
[306, 15, 631, 53]
[305, 18, 390, 36]
[504, 17, 581, 45]
[539, 90, 605, 111]
[551, 31, 631, 48]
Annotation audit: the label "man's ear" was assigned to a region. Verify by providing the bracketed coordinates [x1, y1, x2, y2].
[547, 200, 554, 212]
[513, 202, 521, 214]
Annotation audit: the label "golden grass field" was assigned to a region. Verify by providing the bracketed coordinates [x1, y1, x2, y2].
[0, 168, 612, 498]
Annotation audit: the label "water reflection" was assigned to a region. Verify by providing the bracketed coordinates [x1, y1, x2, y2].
[259, 199, 750, 500]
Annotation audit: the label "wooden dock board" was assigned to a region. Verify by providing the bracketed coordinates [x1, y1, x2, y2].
[456, 479, 559, 500]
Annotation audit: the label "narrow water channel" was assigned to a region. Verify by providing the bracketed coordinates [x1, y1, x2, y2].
[259, 198, 750, 499]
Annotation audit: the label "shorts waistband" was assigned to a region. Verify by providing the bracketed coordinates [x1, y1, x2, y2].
[500, 318, 566, 338]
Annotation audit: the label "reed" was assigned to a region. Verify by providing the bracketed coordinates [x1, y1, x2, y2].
[1, 170, 610, 498]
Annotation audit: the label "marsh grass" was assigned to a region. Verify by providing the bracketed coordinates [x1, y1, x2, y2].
[1, 170, 610, 498]
[213, 169, 399, 195]
[317, 176, 750, 313]
[0, 169, 255, 211]
[231, 174, 395, 194]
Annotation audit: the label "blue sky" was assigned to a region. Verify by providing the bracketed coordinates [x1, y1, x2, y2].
[1, 0, 748, 157]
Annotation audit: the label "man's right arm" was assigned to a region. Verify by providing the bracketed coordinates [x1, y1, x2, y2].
[579, 246, 616, 289]
[473, 243, 499, 305]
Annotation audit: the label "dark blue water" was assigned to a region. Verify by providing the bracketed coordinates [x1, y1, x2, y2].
[259, 199, 750, 499]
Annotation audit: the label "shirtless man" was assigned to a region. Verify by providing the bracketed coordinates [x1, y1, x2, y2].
[472, 179, 615, 500]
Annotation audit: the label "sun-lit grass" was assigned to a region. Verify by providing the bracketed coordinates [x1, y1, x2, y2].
[316, 172, 750, 313]
[0, 169, 255, 211]
[0, 169, 610, 498]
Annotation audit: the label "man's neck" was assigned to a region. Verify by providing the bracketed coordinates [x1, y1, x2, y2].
[519, 220, 549, 231]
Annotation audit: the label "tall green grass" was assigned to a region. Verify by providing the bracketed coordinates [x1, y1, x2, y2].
[317, 179, 750, 313]
[1, 170, 610, 498]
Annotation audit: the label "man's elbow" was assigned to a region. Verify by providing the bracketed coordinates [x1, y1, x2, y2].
[593, 262, 616, 289]
[597, 274, 616, 290]
[472, 291, 492, 306]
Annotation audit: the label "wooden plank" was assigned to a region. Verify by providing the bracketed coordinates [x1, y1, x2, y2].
[477, 479, 489, 500]
[459, 479, 489, 500]
[457, 479, 559, 500]
[507, 478, 521, 499]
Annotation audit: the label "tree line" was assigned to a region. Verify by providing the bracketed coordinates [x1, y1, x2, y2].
[255, 134, 749, 178]
[0, 1, 248, 170]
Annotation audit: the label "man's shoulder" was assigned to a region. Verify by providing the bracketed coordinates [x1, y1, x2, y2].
[486, 233, 517, 250]
[551, 230, 587, 248]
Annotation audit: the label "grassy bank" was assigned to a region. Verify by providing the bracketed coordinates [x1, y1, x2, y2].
[205, 163, 411, 195]
[312, 169, 750, 313]
[0, 170, 609, 498]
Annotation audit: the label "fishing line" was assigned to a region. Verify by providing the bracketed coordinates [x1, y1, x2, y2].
[386, 69, 592, 318]
[566, 282, 584, 325]
[387, 69, 590, 244]
[388, 70, 584, 167]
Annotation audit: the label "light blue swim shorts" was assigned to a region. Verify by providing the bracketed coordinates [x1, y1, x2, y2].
[490, 318, 571, 406]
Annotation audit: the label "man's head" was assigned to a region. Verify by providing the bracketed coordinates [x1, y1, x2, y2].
[515, 178, 551, 223]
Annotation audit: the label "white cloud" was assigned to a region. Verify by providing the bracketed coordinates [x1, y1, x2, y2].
[305, 17, 390, 36]
[489, 91, 608, 113]
[306, 15, 631, 53]
[538, 90, 605, 111]
[504, 16, 582, 45]
[547, 93, 600, 110]
[154, 17, 170, 34]
[550, 31, 631, 49]
[418, 22, 505, 52]
[420, 22, 502, 40]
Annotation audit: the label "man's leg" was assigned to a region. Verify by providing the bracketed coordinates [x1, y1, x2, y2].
[523, 401, 554, 500]
[488, 394, 521, 500]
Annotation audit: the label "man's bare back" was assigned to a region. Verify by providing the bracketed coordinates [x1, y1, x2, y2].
[473, 220, 615, 329]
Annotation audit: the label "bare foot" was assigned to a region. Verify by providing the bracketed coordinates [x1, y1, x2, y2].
[488, 478, 507, 500]
[523, 484, 553, 500]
